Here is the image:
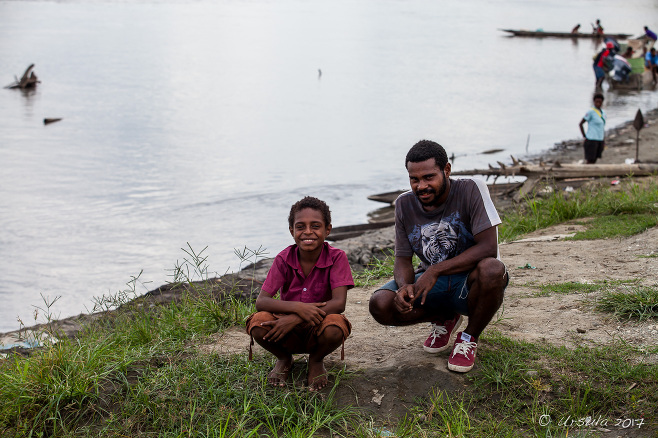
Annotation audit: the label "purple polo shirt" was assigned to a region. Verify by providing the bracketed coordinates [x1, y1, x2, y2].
[261, 243, 354, 303]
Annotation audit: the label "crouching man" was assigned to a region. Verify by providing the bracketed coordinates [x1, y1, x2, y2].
[369, 140, 508, 373]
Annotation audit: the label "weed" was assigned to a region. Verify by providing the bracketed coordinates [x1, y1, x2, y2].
[595, 285, 658, 320]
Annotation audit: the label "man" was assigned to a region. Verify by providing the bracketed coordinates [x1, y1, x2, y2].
[644, 26, 657, 43]
[369, 140, 507, 373]
[579, 93, 606, 164]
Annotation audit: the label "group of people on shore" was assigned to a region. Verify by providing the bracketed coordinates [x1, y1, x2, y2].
[245, 141, 507, 390]
[583, 23, 657, 164]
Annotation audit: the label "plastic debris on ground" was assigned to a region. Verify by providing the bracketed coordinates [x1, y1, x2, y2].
[0, 331, 59, 350]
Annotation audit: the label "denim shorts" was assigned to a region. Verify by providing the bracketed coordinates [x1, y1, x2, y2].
[593, 65, 606, 79]
[378, 271, 471, 316]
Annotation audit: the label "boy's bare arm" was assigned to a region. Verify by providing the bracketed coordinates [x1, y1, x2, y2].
[318, 286, 348, 315]
[255, 291, 326, 326]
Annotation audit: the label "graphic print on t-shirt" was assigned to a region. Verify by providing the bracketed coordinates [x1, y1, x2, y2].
[408, 212, 474, 265]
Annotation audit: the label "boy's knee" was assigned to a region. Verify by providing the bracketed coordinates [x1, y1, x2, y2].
[321, 325, 344, 344]
[250, 326, 269, 342]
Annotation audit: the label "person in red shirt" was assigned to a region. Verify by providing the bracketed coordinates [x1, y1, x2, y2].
[593, 42, 614, 89]
[246, 196, 354, 391]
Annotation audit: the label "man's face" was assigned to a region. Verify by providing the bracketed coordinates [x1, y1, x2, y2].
[593, 97, 603, 109]
[407, 158, 451, 210]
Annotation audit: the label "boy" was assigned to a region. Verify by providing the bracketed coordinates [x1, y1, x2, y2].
[246, 196, 354, 391]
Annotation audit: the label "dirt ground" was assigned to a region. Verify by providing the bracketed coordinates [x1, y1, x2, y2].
[204, 222, 658, 421]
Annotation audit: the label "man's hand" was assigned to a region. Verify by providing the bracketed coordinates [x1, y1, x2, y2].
[413, 269, 440, 305]
[260, 314, 301, 342]
[393, 284, 416, 313]
[294, 302, 327, 326]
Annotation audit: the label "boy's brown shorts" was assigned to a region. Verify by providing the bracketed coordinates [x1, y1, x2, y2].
[245, 311, 351, 360]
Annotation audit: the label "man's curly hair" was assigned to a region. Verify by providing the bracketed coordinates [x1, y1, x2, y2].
[405, 140, 449, 170]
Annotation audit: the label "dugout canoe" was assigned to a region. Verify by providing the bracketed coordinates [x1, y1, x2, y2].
[327, 222, 395, 241]
[500, 29, 632, 39]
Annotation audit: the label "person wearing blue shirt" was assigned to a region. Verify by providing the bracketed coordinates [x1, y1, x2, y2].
[579, 93, 606, 164]
[644, 26, 657, 42]
[645, 47, 658, 83]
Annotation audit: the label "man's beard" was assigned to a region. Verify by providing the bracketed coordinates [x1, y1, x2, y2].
[415, 178, 446, 207]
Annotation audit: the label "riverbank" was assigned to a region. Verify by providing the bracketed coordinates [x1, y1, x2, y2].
[2, 106, 658, 343]
[1, 111, 657, 436]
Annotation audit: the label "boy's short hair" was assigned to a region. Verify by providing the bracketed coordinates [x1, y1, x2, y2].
[288, 196, 332, 228]
[593, 92, 604, 101]
[405, 140, 449, 170]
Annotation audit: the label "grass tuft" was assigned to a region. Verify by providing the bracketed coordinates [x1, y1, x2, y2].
[595, 285, 658, 320]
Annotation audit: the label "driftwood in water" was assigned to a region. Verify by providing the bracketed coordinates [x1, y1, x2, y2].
[452, 162, 658, 179]
[453, 158, 658, 202]
[5, 64, 40, 89]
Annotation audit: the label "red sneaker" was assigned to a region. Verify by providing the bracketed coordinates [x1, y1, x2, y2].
[448, 332, 477, 373]
[422, 313, 463, 354]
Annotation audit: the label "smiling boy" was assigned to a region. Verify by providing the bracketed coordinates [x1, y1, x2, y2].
[246, 197, 353, 391]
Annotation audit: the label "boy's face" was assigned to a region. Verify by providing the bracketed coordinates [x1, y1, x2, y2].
[289, 208, 331, 253]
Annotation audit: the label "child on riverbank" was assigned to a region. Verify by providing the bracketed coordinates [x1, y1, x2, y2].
[246, 196, 354, 391]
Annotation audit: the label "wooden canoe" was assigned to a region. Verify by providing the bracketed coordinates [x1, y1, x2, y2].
[500, 29, 632, 39]
[327, 222, 394, 241]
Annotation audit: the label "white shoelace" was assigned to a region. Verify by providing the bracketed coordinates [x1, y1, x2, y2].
[429, 323, 448, 342]
[451, 341, 477, 358]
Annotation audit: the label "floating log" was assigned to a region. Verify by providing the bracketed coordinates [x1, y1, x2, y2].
[43, 118, 62, 125]
[452, 163, 658, 179]
[5, 64, 40, 89]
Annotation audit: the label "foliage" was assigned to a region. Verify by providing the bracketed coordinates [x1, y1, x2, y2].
[499, 178, 658, 242]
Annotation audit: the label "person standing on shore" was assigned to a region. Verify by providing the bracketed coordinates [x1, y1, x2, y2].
[245, 196, 354, 391]
[644, 26, 657, 43]
[369, 140, 508, 373]
[579, 93, 606, 164]
[645, 47, 658, 83]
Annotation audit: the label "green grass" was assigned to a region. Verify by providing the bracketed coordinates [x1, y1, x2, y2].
[352, 250, 396, 287]
[352, 252, 421, 288]
[567, 213, 658, 240]
[499, 178, 658, 242]
[596, 285, 658, 321]
[525, 279, 640, 298]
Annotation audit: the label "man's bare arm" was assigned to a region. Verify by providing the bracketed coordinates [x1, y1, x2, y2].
[393, 255, 415, 289]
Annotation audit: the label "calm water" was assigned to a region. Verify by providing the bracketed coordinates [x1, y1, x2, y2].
[1, 0, 657, 332]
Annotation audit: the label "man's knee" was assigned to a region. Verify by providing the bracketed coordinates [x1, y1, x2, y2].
[472, 258, 507, 291]
[369, 289, 394, 324]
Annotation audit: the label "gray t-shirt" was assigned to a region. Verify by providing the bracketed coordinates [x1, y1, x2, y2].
[394, 177, 501, 270]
